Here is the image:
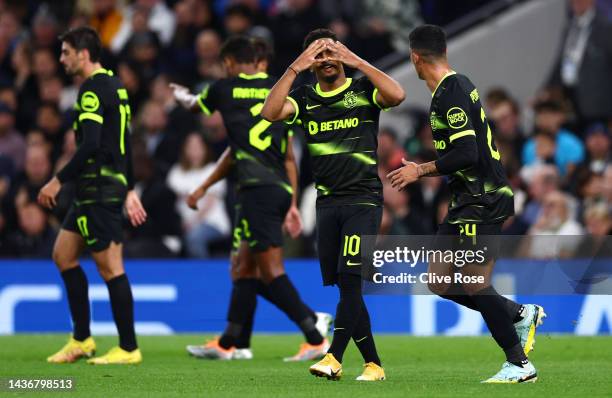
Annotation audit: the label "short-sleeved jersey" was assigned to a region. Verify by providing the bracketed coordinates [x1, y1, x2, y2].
[196, 72, 291, 193]
[72, 68, 131, 205]
[430, 72, 514, 224]
[287, 77, 384, 207]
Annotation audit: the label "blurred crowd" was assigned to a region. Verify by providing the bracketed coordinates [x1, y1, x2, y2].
[0, 0, 610, 259]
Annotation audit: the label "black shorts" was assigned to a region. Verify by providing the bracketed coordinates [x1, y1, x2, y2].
[316, 205, 382, 286]
[62, 203, 123, 252]
[435, 221, 503, 261]
[232, 186, 291, 253]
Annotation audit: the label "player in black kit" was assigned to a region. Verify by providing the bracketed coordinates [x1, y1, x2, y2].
[39, 26, 147, 365]
[388, 25, 545, 383]
[262, 28, 405, 381]
[171, 36, 331, 361]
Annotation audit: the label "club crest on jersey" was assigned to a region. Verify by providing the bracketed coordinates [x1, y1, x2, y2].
[343, 91, 358, 109]
[446, 107, 468, 129]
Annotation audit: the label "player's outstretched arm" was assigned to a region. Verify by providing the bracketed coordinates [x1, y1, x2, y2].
[186, 147, 234, 210]
[325, 41, 405, 109]
[169, 83, 199, 112]
[261, 39, 328, 122]
[283, 135, 302, 238]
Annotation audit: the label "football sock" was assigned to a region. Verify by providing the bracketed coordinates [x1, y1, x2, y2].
[328, 273, 363, 363]
[257, 280, 317, 323]
[266, 275, 323, 345]
[235, 279, 258, 349]
[352, 299, 381, 365]
[470, 286, 527, 364]
[61, 266, 91, 342]
[442, 284, 523, 322]
[220, 278, 258, 349]
[106, 274, 138, 351]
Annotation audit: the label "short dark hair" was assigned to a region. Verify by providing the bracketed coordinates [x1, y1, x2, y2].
[303, 28, 337, 50]
[409, 25, 447, 59]
[58, 26, 102, 62]
[251, 37, 274, 65]
[219, 35, 256, 64]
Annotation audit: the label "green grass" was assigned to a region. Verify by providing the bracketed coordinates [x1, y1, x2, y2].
[0, 334, 611, 397]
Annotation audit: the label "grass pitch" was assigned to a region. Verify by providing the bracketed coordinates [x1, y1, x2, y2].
[0, 334, 610, 397]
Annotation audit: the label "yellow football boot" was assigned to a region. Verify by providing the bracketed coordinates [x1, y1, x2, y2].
[47, 336, 96, 363]
[309, 353, 342, 380]
[87, 346, 142, 365]
[356, 362, 386, 381]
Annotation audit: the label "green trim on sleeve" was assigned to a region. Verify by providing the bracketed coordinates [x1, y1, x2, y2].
[449, 130, 476, 142]
[79, 113, 104, 124]
[286, 96, 300, 124]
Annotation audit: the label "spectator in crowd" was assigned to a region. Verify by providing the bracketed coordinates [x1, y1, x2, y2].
[518, 164, 560, 230]
[30, 6, 61, 50]
[117, 60, 147, 114]
[111, 0, 176, 53]
[88, 0, 125, 49]
[524, 190, 584, 259]
[269, 0, 328, 76]
[522, 99, 584, 178]
[489, 95, 525, 171]
[548, 0, 612, 127]
[5, 201, 56, 257]
[35, 102, 64, 161]
[150, 74, 198, 139]
[194, 28, 224, 87]
[124, 139, 182, 258]
[0, 101, 25, 171]
[378, 127, 406, 173]
[166, 132, 230, 258]
[381, 182, 432, 236]
[135, 100, 182, 177]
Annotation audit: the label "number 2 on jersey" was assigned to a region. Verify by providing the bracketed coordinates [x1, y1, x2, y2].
[249, 102, 272, 151]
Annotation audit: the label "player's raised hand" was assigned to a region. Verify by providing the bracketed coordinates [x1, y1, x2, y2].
[186, 187, 206, 210]
[387, 158, 420, 190]
[283, 205, 303, 239]
[37, 177, 61, 209]
[290, 39, 329, 73]
[169, 83, 197, 109]
[324, 40, 363, 69]
[125, 190, 147, 227]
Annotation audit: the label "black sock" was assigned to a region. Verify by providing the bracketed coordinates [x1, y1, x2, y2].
[470, 286, 527, 364]
[236, 279, 258, 349]
[61, 266, 91, 341]
[442, 284, 523, 322]
[352, 299, 380, 365]
[505, 343, 529, 367]
[328, 274, 363, 363]
[257, 280, 317, 323]
[220, 278, 258, 349]
[266, 275, 323, 345]
[106, 274, 137, 351]
[440, 283, 479, 311]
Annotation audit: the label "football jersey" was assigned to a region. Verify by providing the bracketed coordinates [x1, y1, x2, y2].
[430, 72, 514, 224]
[287, 76, 384, 206]
[71, 68, 131, 205]
[196, 72, 291, 193]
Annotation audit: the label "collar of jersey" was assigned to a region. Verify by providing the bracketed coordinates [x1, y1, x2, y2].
[315, 78, 352, 97]
[431, 71, 456, 97]
[90, 68, 113, 78]
[238, 72, 268, 80]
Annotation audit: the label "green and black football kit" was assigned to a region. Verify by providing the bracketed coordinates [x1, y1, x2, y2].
[430, 72, 514, 240]
[196, 72, 293, 252]
[428, 72, 529, 370]
[287, 77, 386, 285]
[59, 68, 133, 252]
